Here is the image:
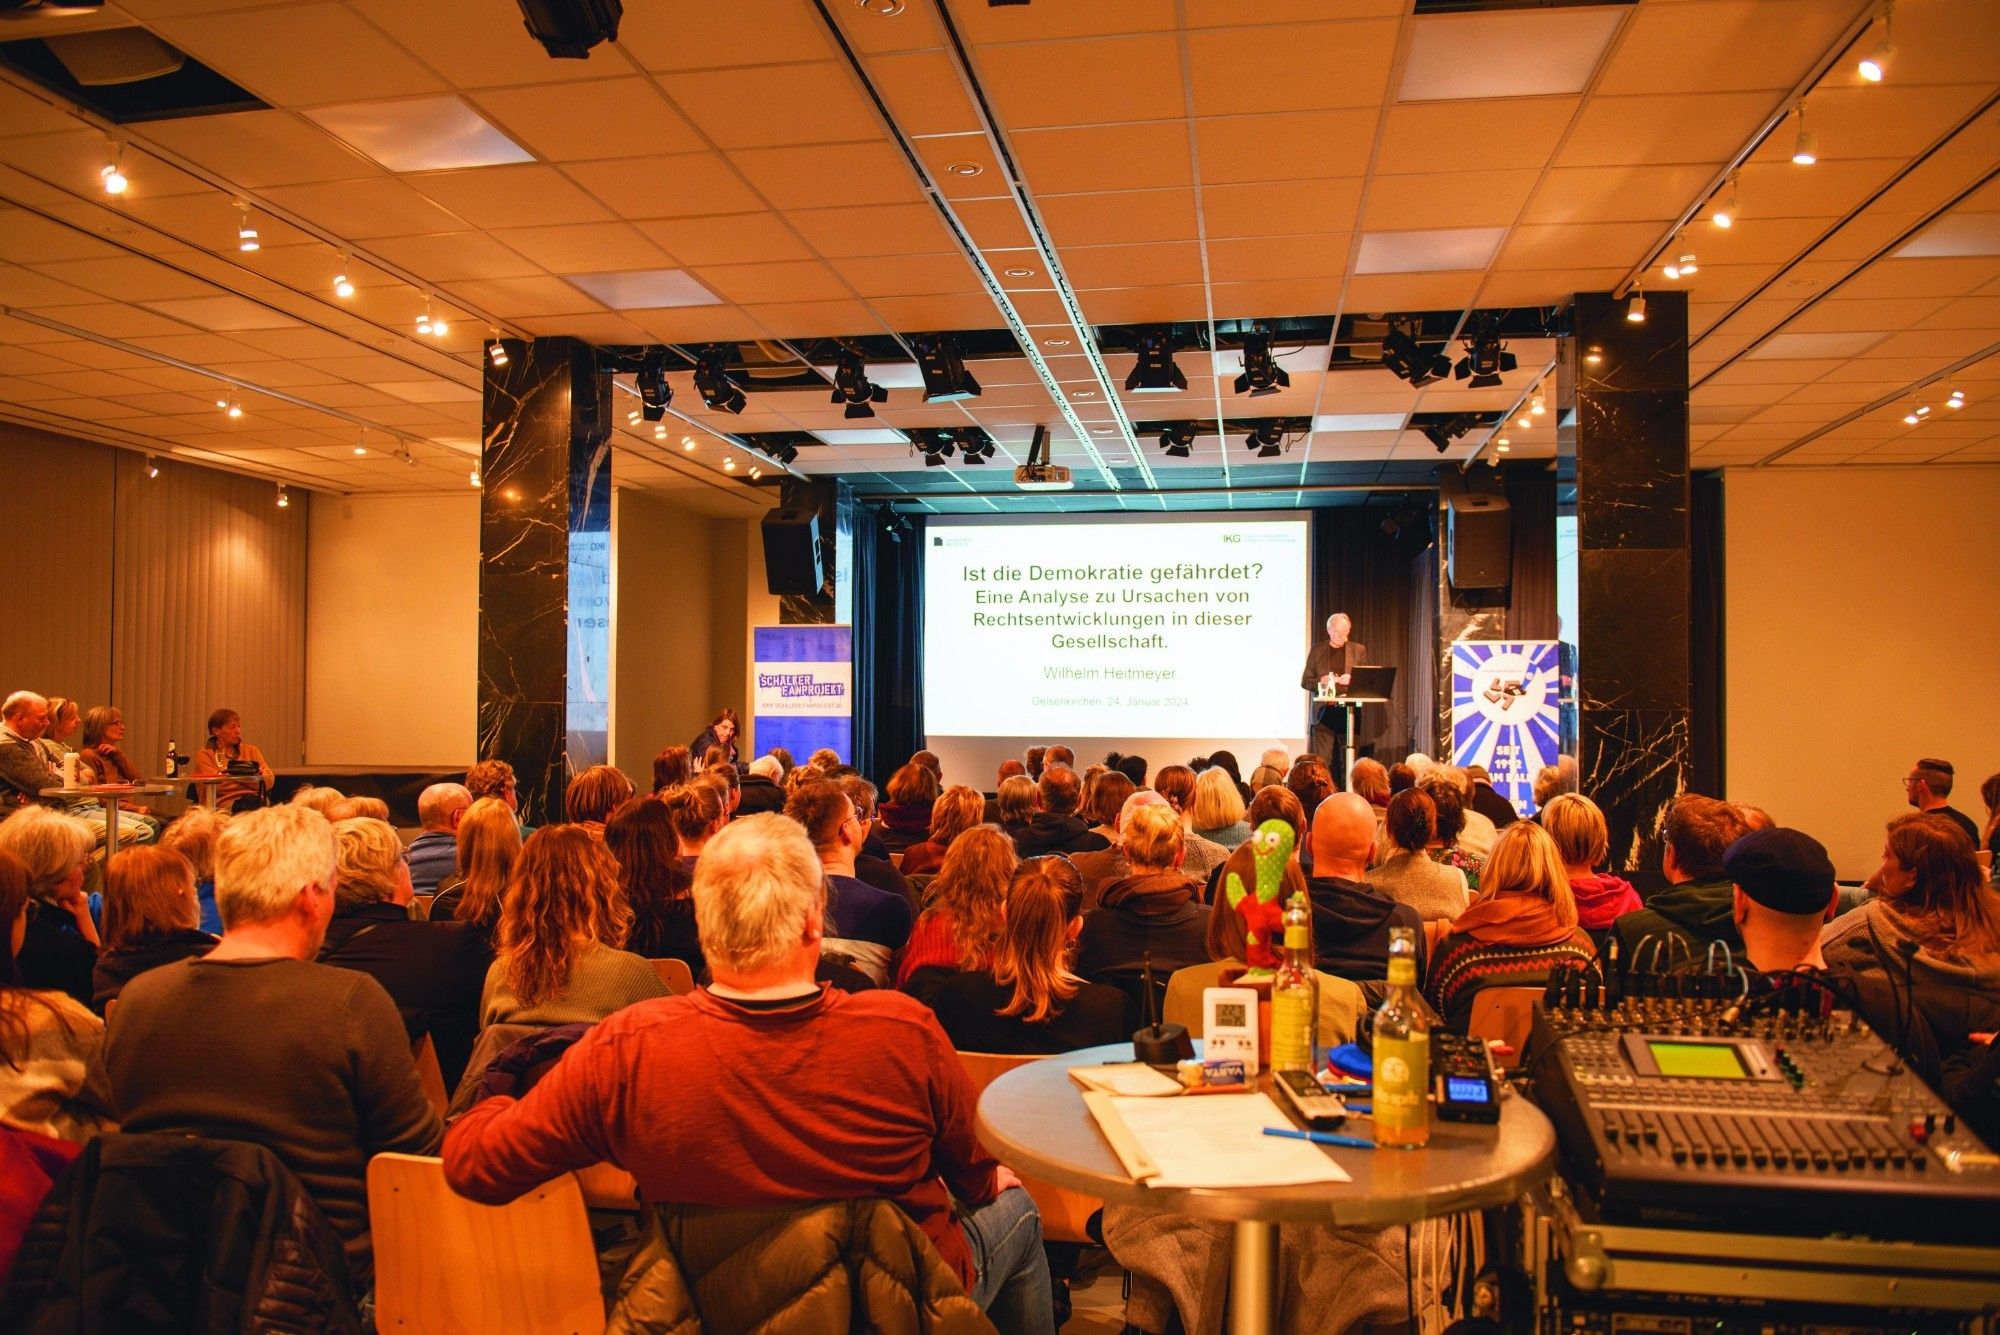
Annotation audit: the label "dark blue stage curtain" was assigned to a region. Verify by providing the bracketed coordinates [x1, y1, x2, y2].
[854, 511, 925, 783]
[1690, 470, 1724, 797]
[1310, 506, 1426, 760]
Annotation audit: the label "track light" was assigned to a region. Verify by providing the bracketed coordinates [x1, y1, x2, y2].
[910, 333, 981, 402]
[100, 144, 126, 196]
[1711, 174, 1738, 229]
[276, 485, 290, 508]
[416, 300, 433, 336]
[1421, 416, 1474, 453]
[830, 344, 889, 418]
[1947, 388, 1965, 408]
[1233, 330, 1290, 397]
[1453, 321, 1516, 389]
[1584, 345, 1605, 366]
[1859, 0, 1892, 81]
[1531, 392, 1546, 416]
[235, 203, 259, 252]
[1626, 288, 1647, 323]
[333, 255, 354, 299]
[353, 430, 367, 456]
[1517, 410, 1533, 429]
[143, 455, 159, 478]
[1124, 327, 1187, 394]
[694, 344, 747, 414]
[1242, 421, 1286, 459]
[487, 336, 508, 367]
[1380, 323, 1451, 387]
[749, 466, 762, 479]
[723, 457, 735, 471]
[1157, 423, 1197, 458]
[1790, 105, 1818, 165]
[1664, 251, 1698, 280]
[470, 469, 481, 487]
[636, 348, 671, 421]
[217, 397, 242, 419]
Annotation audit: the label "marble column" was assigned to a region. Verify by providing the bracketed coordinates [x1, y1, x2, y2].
[479, 337, 611, 826]
[1558, 291, 1691, 872]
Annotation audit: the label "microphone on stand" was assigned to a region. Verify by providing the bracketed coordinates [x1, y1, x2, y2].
[1132, 947, 1193, 1065]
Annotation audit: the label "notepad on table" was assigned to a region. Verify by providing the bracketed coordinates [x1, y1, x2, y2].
[1068, 1062, 1185, 1098]
[1085, 1090, 1353, 1188]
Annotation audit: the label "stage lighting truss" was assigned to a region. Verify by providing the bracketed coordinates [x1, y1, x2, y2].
[1381, 322, 1454, 388]
[1124, 327, 1187, 394]
[831, 344, 890, 419]
[912, 427, 994, 467]
[915, 429, 956, 467]
[1421, 415, 1476, 453]
[693, 344, 747, 414]
[910, 333, 981, 402]
[1453, 322, 1517, 389]
[1242, 420, 1292, 459]
[1232, 330, 1290, 398]
[636, 348, 671, 422]
[1157, 422, 1198, 458]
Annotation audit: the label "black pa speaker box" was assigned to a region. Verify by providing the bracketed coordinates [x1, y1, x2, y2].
[1447, 492, 1512, 590]
[761, 507, 824, 595]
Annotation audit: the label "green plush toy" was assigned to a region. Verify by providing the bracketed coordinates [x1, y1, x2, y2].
[1222, 818, 1297, 972]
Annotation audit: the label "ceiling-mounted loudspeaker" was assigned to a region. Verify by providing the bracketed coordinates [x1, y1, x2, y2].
[515, 0, 621, 58]
[761, 507, 824, 597]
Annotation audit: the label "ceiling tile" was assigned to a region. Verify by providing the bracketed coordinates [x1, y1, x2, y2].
[1065, 242, 1204, 289]
[1193, 109, 1377, 185]
[867, 293, 1003, 331]
[1556, 91, 1781, 169]
[566, 269, 722, 309]
[1376, 98, 1579, 174]
[369, 231, 546, 281]
[827, 253, 980, 298]
[1202, 178, 1364, 240]
[1210, 277, 1343, 319]
[687, 260, 849, 305]
[563, 154, 765, 220]
[350, 0, 636, 87]
[1206, 234, 1349, 283]
[866, 50, 984, 139]
[141, 110, 378, 188]
[636, 213, 814, 266]
[304, 96, 533, 174]
[1363, 170, 1540, 231]
[729, 143, 923, 210]
[1399, 9, 1624, 102]
[471, 80, 704, 163]
[1037, 189, 1199, 247]
[1594, 0, 1859, 96]
[259, 178, 469, 239]
[1344, 271, 1484, 310]
[490, 222, 674, 273]
[783, 203, 958, 258]
[1356, 227, 1506, 274]
[740, 300, 888, 339]
[1497, 222, 1662, 271]
[617, 2, 838, 70]
[1521, 163, 1722, 225]
[977, 33, 1188, 128]
[1897, 212, 2000, 260]
[147, 3, 448, 105]
[409, 165, 613, 229]
[1011, 123, 1193, 194]
[664, 62, 884, 149]
[1188, 20, 1398, 115]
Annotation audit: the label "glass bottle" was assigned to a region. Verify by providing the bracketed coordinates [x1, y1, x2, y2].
[1372, 925, 1431, 1148]
[1269, 892, 1318, 1072]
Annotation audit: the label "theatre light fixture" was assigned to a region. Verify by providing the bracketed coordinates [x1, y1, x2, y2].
[1158, 423, 1197, 458]
[917, 430, 955, 467]
[276, 485, 290, 508]
[1421, 416, 1474, 453]
[1233, 331, 1289, 398]
[1584, 345, 1605, 365]
[1947, 388, 1965, 408]
[487, 336, 508, 367]
[1125, 327, 1187, 394]
[1902, 402, 1929, 425]
[1243, 421, 1286, 459]
[235, 203, 259, 252]
[910, 333, 981, 402]
[958, 429, 996, 464]
[333, 255, 355, 299]
[1859, 0, 1893, 81]
[1380, 322, 1451, 388]
[1453, 320, 1516, 389]
[1625, 288, 1647, 323]
[694, 344, 747, 414]
[636, 347, 671, 421]
[1664, 248, 1697, 279]
[831, 344, 889, 419]
[1790, 104, 1818, 165]
[101, 144, 127, 196]
[144, 456, 159, 478]
[1531, 392, 1546, 416]
[470, 469, 481, 487]
[1711, 173, 1739, 229]
[217, 397, 242, 419]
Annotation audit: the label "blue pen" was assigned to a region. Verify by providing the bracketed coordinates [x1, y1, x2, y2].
[1263, 1125, 1374, 1150]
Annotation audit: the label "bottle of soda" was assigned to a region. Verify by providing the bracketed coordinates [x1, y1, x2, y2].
[1269, 892, 1318, 1072]
[1371, 925, 1430, 1148]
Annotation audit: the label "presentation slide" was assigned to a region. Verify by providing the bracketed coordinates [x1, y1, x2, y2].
[922, 514, 1310, 774]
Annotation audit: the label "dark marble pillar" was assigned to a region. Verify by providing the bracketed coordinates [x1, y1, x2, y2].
[479, 337, 611, 826]
[1558, 291, 1691, 872]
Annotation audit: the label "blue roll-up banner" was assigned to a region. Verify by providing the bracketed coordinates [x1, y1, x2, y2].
[752, 625, 852, 764]
[1450, 640, 1566, 817]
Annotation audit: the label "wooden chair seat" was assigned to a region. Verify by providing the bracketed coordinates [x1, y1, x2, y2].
[1465, 985, 1541, 1056]
[648, 957, 696, 995]
[957, 1050, 1102, 1245]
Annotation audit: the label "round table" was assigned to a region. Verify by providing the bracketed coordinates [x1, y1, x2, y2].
[41, 784, 170, 858]
[976, 1044, 1557, 1332]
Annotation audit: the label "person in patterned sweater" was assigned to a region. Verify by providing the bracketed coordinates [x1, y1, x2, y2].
[1424, 820, 1595, 1031]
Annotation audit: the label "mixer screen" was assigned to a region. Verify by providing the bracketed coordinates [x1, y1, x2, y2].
[1646, 1041, 1750, 1079]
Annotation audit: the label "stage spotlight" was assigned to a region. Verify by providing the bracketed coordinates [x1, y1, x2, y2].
[1157, 423, 1197, 458]
[144, 455, 159, 478]
[917, 430, 956, 467]
[959, 429, 996, 464]
[910, 333, 981, 402]
[1380, 324, 1452, 387]
[1421, 416, 1474, 453]
[276, 485, 290, 508]
[1232, 331, 1290, 398]
[515, 0, 623, 59]
[1243, 421, 1286, 459]
[694, 344, 747, 414]
[1453, 324, 1517, 389]
[1626, 289, 1647, 324]
[1858, 0, 1892, 81]
[1125, 327, 1187, 394]
[1711, 173, 1738, 229]
[761, 441, 799, 466]
[636, 348, 671, 421]
[831, 344, 889, 419]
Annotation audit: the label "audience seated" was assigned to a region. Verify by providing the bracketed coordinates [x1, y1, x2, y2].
[92, 804, 441, 1288]
[895, 826, 1013, 998]
[1722, 827, 1836, 971]
[290, 785, 347, 819]
[74, 708, 150, 819]
[443, 813, 1055, 1333]
[1541, 793, 1641, 947]
[0, 807, 99, 1005]
[158, 806, 226, 934]
[912, 749, 944, 784]
[1466, 764, 1520, 830]
[837, 773, 913, 900]
[688, 708, 740, 767]
[806, 746, 842, 771]
[766, 745, 795, 775]
[563, 764, 634, 835]
[736, 753, 787, 815]
[0, 693, 61, 812]
[1083, 772, 1136, 847]
[321, 817, 490, 1090]
[481, 826, 667, 1027]
[1076, 802, 1208, 1021]
[1433, 767, 1497, 861]
[1024, 745, 1047, 782]
[91, 846, 216, 1011]
[404, 783, 471, 896]
[983, 759, 1027, 824]
[877, 761, 940, 853]
[1304, 793, 1425, 983]
[1366, 790, 1470, 922]
[1349, 758, 1391, 813]
[1286, 754, 1334, 826]
[606, 794, 699, 966]
[929, 854, 1124, 1055]
[1609, 794, 1750, 963]
[1904, 757, 1981, 846]
[428, 797, 519, 936]
[1046, 745, 1075, 772]
[1070, 791, 1170, 909]
[1248, 763, 1285, 791]
[996, 773, 1037, 840]
[1425, 821, 1596, 1032]
[192, 707, 274, 813]
[26, 697, 155, 852]
[651, 744, 693, 794]
[1386, 762, 1416, 796]
[463, 758, 520, 818]
[899, 783, 985, 877]
[705, 758, 743, 820]
[1151, 765, 1230, 881]
[1012, 766, 1108, 858]
[328, 795, 391, 822]
[1190, 767, 1253, 851]
[1417, 774, 1485, 891]
[1979, 771, 1999, 864]
[0, 847, 111, 1143]
[1106, 751, 1147, 788]
[786, 780, 914, 986]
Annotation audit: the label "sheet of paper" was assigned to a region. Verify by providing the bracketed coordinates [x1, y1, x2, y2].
[1109, 1092, 1353, 1188]
[1069, 1062, 1185, 1097]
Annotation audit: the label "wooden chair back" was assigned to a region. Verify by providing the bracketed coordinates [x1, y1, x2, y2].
[1465, 985, 1541, 1056]
[367, 1153, 604, 1333]
[408, 894, 433, 921]
[958, 1051, 1101, 1245]
[412, 1034, 449, 1118]
[649, 957, 696, 995]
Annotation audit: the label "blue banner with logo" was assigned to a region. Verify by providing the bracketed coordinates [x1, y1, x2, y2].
[1450, 640, 1566, 817]
[752, 625, 852, 764]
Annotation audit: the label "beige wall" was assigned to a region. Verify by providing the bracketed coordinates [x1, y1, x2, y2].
[305, 493, 478, 766]
[1724, 465, 2000, 879]
[611, 490, 714, 778]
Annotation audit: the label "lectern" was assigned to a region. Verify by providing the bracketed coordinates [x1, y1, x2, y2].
[1312, 690, 1391, 784]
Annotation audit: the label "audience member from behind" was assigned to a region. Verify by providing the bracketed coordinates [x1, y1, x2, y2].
[1349, 758, 1391, 810]
[605, 796, 695, 964]
[896, 826, 1014, 999]
[1722, 828, 1836, 972]
[289, 785, 346, 820]
[1084, 772, 1137, 846]
[93, 804, 441, 1286]
[737, 753, 787, 815]
[1286, 755, 1334, 825]
[1024, 746, 1047, 782]
[705, 759, 743, 821]
[0, 846, 110, 1142]
[1386, 763, 1416, 797]
[877, 760, 940, 853]
[688, 708, 740, 767]
[329, 795, 390, 822]
[1465, 764, 1520, 829]
[995, 774, 1037, 840]
[1824, 814, 2000, 1059]
[0, 807, 99, 1004]
[900, 784, 986, 877]
[787, 781, 914, 985]
[837, 774, 913, 902]
[429, 797, 520, 936]
[444, 814, 1055, 1332]
[1107, 750, 1148, 788]
[1013, 765, 1109, 858]
[159, 805, 226, 934]
[1366, 790, 1469, 922]
[92, 846, 215, 1011]
[1980, 771, 2000, 863]
[1151, 764, 1230, 880]
[1190, 767, 1253, 851]
[1418, 774, 1485, 891]
[929, 855, 1124, 1055]
[405, 782, 471, 897]
[1609, 794, 1749, 962]
[1076, 802, 1209, 1012]
[1425, 821, 1596, 1032]
[635, 783, 724, 978]
[482, 826, 667, 1027]
[1904, 757, 1980, 845]
[1541, 793, 1641, 944]
[1304, 793, 1425, 982]
[192, 707, 274, 813]
[652, 745, 693, 795]
[464, 758, 519, 815]
[564, 764, 634, 836]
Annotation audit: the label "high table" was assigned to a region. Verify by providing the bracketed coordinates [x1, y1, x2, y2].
[1313, 691, 1391, 782]
[42, 784, 170, 859]
[165, 773, 226, 810]
[977, 1044, 1557, 1333]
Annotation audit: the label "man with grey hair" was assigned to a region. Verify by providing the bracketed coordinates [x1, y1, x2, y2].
[404, 781, 471, 896]
[444, 814, 1056, 1333]
[736, 751, 787, 815]
[1300, 612, 1371, 766]
[92, 803, 441, 1290]
[0, 690, 57, 808]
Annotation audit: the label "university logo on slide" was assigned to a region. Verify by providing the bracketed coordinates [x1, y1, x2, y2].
[1450, 641, 1563, 815]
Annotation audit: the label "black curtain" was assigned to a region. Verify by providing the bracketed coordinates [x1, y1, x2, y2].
[1504, 471, 1557, 640]
[1310, 507, 1427, 761]
[1689, 471, 1724, 796]
[853, 511, 924, 785]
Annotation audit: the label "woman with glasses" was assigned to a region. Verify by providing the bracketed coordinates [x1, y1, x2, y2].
[192, 707, 272, 813]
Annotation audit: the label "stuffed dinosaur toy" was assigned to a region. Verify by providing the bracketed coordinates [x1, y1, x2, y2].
[1222, 818, 1296, 972]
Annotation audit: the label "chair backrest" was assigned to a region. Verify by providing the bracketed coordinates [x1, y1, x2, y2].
[649, 957, 695, 995]
[1465, 985, 1541, 1055]
[408, 894, 433, 921]
[368, 1153, 604, 1334]
[412, 1034, 448, 1118]
[955, 1051, 1101, 1245]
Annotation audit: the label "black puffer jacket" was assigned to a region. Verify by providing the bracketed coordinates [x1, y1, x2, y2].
[0, 1133, 361, 1334]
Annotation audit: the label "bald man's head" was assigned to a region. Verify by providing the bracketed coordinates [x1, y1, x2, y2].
[1310, 791, 1377, 878]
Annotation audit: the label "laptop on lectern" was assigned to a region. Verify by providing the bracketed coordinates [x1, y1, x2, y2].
[1340, 665, 1397, 699]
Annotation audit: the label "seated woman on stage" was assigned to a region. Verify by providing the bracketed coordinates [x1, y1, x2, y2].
[192, 708, 272, 813]
[687, 709, 739, 767]
[899, 784, 985, 878]
[1425, 821, 1596, 1032]
[875, 761, 939, 853]
[896, 826, 1012, 998]
[928, 854, 1124, 1055]
[430, 797, 520, 937]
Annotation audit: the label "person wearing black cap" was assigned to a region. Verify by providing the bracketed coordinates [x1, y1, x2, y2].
[1723, 827, 1838, 972]
[1903, 758, 1981, 846]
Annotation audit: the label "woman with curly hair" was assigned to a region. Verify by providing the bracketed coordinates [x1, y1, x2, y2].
[898, 784, 985, 878]
[894, 826, 1015, 999]
[480, 826, 665, 1026]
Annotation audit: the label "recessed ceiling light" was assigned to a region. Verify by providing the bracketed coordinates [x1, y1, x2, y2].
[304, 95, 535, 173]
[1356, 227, 1505, 274]
[1003, 266, 1035, 278]
[1313, 413, 1405, 433]
[566, 269, 721, 309]
[944, 160, 983, 176]
[856, 0, 904, 11]
[814, 428, 909, 446]
[1090, 425, 1114, 434]
[1042, 337, 1070, 348]
[1071, 389, 1096, 398]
